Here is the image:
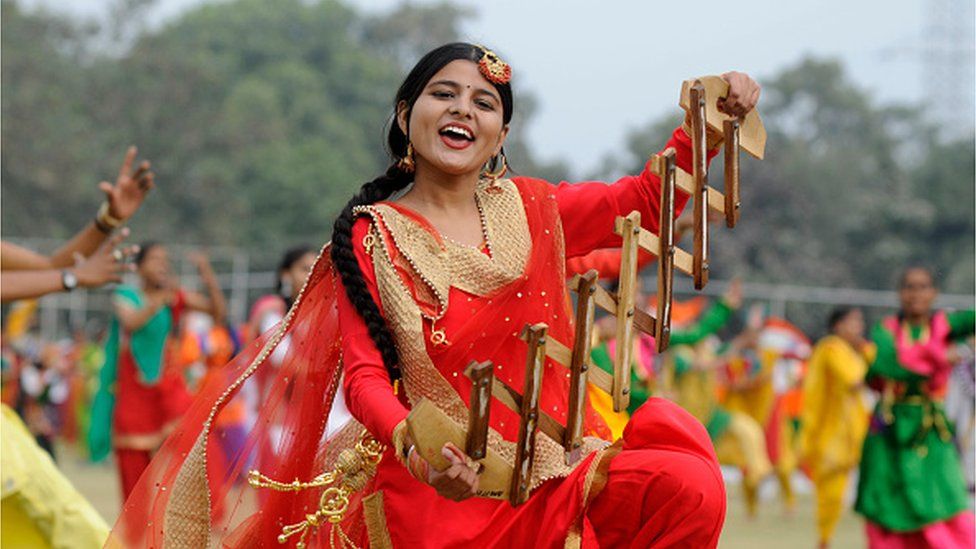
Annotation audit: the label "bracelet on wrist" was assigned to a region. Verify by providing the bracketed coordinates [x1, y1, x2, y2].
[96, 202, 123, 232]
[93, 215, 113, 234]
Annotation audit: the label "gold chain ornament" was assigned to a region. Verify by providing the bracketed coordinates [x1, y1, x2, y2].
[248, 431, 386, 548]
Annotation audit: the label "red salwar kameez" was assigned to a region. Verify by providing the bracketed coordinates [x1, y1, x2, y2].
[336, 125, 724, 547]
[107, 125, 725, 548]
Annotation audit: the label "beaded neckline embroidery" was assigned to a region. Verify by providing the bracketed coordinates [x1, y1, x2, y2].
[353, 178, 530, 321]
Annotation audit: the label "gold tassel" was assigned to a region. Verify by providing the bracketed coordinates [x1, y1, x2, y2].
[248, 431, 385, 548]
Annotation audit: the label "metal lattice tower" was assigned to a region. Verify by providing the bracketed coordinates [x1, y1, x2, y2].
[923, 0, 976, 139]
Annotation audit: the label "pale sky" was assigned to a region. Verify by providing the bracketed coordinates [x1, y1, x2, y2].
[23, 0, 974, 175]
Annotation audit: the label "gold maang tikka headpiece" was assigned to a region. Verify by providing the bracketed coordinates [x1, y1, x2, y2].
[477, 45, 511, 85]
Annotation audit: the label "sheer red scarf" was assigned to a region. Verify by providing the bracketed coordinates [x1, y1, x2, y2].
[107, 246, 350, 547]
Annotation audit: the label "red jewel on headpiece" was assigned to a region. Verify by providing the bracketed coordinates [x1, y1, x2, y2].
[478, 47, 511, 85]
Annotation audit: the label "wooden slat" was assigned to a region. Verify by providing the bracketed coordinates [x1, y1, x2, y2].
[633, 307, 658, 337]
[689, 81, 710, 290]
[656, 150, 676, 352]
[724, 119, 741, 228]
[464, 360, 494, 460]
[510, 323, 548, 506]
[586, 364, 614, 395]
[483, 376, 565, 444]
[635, 228, 660, 257]
[544, 336, 572, 368]
[635, 224, 694, 277]
[611, 212, 640, 412]
[570, 276, 657, 336]
[566, 270, 597, 464]
[674, 169, 727, 217]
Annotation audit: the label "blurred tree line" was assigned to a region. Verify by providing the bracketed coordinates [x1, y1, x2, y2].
[2, 0, 562, 267]
[3, 0, 973, 293]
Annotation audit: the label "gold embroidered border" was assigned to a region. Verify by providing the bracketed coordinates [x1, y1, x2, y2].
[563, 440, 623, 548]
[362, 491, 393, 549]
[355, 179, 530, 312]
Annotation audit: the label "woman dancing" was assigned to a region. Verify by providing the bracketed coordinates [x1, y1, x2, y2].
[855, 266, 975, 548]
[89, 246, 226, 500]
[110, 43, 760, 548]
[800, 307, 872, 548]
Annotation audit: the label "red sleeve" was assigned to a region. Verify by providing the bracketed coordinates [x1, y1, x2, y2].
[338, 217, 409, 446]
[565, 248, 657, 280]
[556, 125, 718, 259]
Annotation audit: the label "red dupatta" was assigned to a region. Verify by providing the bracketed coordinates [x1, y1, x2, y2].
[107, 246, 357, 547]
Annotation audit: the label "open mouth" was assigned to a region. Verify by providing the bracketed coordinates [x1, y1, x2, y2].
[439, 124, 475, 149]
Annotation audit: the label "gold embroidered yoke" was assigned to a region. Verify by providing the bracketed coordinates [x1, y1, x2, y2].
[353, 178, 607, 491]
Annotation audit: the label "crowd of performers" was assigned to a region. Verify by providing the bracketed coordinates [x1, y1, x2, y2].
[1, 42, 973, 548]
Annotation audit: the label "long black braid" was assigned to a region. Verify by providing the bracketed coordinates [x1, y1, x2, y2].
[330, 42, 514, 382]
[331, 165, 412, 381]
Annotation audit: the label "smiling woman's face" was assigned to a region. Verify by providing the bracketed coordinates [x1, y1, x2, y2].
[399, 59, 509, 179]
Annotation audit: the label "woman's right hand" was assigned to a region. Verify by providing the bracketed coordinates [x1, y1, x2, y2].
[425, 442, 480, 502]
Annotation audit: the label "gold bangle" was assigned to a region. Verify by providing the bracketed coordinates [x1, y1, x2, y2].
[93, 215, 114, 234]
[392, 420, 409, 462]
[96, 202, 123, 230]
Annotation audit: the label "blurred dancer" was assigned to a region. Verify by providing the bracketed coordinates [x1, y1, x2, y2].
[246, 245, 316, 341]
[589, 282, 741, 438]
[800, 307, 873, 548]
[1, 404, 109, 547]
[705, 309, 775, 517]
[855, 266, 975, 548]
[725, 316, 811, 513]
[89, 245, 226, 499]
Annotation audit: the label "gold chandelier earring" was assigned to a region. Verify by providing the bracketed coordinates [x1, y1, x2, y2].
[397, 143, 415, 173]
[482, 151, 508, 193]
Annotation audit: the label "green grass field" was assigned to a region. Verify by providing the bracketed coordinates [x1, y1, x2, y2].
[58, 445, 866, 547]
[720, 472, 864, 548]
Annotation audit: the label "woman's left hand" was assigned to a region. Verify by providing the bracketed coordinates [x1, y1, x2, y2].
[718, 72, 761, 118]
[100, 145, 155, 221]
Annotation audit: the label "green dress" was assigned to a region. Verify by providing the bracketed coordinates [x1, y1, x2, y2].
[854, 310, 975, 532]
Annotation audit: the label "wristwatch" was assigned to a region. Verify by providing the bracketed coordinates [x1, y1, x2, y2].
[61, 270, 79, 292]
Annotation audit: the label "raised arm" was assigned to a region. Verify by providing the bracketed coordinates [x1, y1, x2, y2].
[181, 252, 227, 322]
[6, 147, 155, 271]
[556, 72, 760, 259]
[338, 218, 410, 447]
[555, 124, 718, 259]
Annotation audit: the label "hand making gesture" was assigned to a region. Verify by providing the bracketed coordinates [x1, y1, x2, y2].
[98, 146, 155, 222]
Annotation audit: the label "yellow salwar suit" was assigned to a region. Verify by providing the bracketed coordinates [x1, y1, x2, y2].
[799, 335, 874, 545]
[723, 350, 794, 513]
